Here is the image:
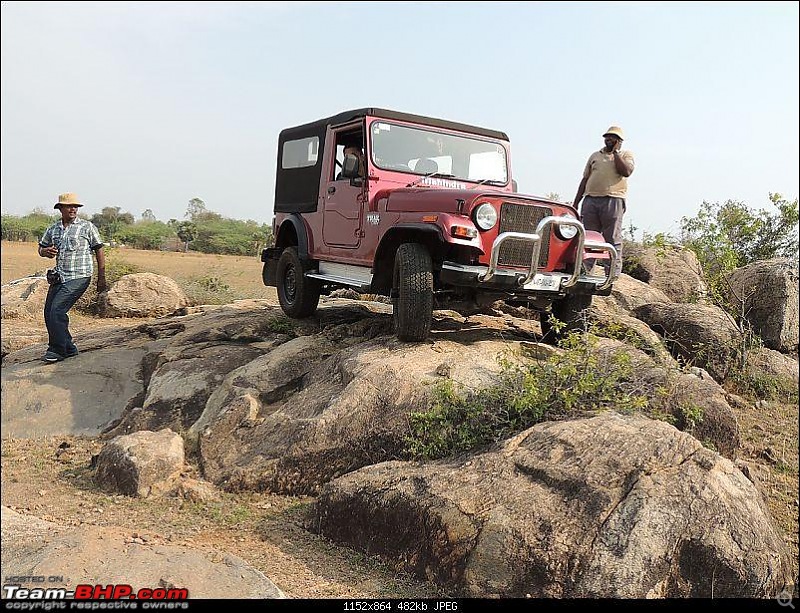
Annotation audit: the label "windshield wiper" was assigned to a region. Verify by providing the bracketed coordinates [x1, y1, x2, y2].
[470, 178, 506, 189]
[406, 171, 457, 188]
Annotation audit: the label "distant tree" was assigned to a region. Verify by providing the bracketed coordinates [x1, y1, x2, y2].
[1, 210, 57, 242]
[191, 217, 272, 256]
[186, 198, 207, 221]
[545, 192, 562, 202]
[176, 221, 197, 252]
[116, 220, 174, 250]
[141, 208, 156, 222]
[91, 206, 135, 241]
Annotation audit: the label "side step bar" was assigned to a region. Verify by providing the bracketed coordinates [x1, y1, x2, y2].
[306, 271, 369, 287]
[306, 261, 374, 288]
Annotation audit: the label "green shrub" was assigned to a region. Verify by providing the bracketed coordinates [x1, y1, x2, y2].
[728, 371, 799, 404]
[266, 316, 296, 335]
[405, 334, 648, 460]
[181, 275, 240, 305]
[1, 211, 57, 242]
[115, 221, 175, 250]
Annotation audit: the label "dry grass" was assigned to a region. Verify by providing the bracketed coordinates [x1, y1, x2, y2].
[1, 241, 272, 299]
[1, 436, 445, 599]
[732, 399, 799, 585]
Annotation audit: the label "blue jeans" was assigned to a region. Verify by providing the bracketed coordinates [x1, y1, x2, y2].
[44, 276, 91, 357]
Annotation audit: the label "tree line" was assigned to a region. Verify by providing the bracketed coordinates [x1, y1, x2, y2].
[2, 194, 796, 266]
[0, 198, 273, 257]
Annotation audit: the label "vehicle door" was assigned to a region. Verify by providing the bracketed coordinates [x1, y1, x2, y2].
[322, 125, 365, 248]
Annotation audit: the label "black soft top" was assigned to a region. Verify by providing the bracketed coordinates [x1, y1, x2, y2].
[274, 108, 508, 214]
[281, 108, 509, 142]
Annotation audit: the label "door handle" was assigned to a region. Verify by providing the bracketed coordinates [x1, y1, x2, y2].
[327, 186, 336, 194]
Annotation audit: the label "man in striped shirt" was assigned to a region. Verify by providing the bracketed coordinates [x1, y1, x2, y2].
[38, 193, 107, 363]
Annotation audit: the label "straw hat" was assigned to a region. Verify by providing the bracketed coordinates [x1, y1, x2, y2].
[603, 126, 625, 141]
[54, 193, 83, 209]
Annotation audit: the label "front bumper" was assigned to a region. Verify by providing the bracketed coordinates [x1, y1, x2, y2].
[440, 216, 618, 297]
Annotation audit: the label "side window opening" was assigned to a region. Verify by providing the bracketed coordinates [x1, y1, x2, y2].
[282, 136, 319, 169]
[333, 130, 365, 181]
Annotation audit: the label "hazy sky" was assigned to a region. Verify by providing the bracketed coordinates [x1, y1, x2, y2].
[2, 1, 798, 238]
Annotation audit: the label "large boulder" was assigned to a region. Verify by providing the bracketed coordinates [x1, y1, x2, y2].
[588, 296, 676, 367]
[608, 273, 672, 311]
[125, 343, 265, 433]
[98, 273, 190, 318]
[726, 258, 799, 352]
[1, 346, 148, 438]
[95, 429, 185, 497]
[1, 276, 49, 319]
[191, 335, 520, 495]
[624, 244, 707, 303]
[589, 338, 740, 458]
[1, 507, 284, 598]
[633, 303, 742, 381]
[313, 413, 791, 597]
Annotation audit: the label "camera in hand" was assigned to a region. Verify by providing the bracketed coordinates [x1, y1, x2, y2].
[46, 269, 64, 285]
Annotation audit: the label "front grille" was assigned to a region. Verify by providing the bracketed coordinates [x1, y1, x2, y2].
[497, 202, 552, 267]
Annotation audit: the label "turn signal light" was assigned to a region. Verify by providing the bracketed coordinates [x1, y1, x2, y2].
[451, 226, 478, 239]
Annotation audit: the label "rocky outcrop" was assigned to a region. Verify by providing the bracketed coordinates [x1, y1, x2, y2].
[589, 296, 676, 367]
[1, 276, 49, 319]
[131, 343, 264, 433]
[95, 430, 185, 497]
[313, 413, 791, 597]
[98, 273, 190, 318]
[1, 507, 284, 598]
[589, 338, 740, 457]
[727, 258, 799, 352]
[192, 335, 519, 495]
[1, 344, 148, 438]
[624, 244, 707, 302]
[608, 273, 672, 311]
[741, 347, 799, 399]
[633, 303, 742, 381]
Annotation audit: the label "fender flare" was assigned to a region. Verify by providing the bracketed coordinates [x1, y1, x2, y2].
[276, 214, 310, 259]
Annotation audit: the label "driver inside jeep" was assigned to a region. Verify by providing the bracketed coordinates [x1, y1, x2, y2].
[336, 144, 366, 180]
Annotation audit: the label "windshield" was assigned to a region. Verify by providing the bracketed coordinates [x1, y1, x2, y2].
[370, 121, 508, 184]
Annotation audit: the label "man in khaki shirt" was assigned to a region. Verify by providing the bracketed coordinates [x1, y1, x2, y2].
[573, 126, 635, 275]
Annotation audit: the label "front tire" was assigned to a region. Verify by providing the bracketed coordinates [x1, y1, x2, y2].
[392, 243, 434, 342]
[541, 293, 592, 342]
[277, 247, 320, 318]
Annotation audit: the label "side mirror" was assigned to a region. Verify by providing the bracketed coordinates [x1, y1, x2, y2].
[342, 154, 360, 179]
[511, 179, 519, 192]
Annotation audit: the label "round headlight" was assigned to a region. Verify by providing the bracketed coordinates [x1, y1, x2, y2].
[556, 214, 579, 240]
[473, 203, 498, 231]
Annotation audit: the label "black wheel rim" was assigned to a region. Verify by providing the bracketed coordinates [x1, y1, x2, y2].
[285, 265, 297, 303]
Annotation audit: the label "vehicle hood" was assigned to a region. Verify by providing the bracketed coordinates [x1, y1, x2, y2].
[384, 187, 578, 215]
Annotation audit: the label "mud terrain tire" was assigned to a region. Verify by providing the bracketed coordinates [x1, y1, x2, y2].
[392, 243, 433, 342]
[277, 247, 320, 318]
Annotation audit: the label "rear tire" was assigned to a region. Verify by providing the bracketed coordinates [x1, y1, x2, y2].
[277, 247, 320, 318]
[392, 243, 434, 342]
[541, 294, 592, 342]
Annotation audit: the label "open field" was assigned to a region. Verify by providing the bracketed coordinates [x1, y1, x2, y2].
[1, 241, 274, 300]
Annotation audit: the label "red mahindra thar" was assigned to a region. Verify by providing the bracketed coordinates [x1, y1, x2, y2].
[262, 108, 617, 341]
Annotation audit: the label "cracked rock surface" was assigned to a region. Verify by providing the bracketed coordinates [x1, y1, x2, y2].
[312, 412, 791, 598]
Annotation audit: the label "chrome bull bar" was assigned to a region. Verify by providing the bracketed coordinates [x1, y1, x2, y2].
[479, 216, 619, 291]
